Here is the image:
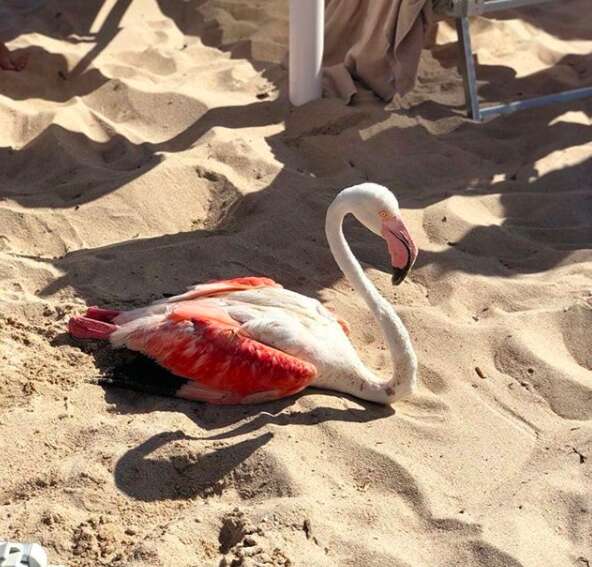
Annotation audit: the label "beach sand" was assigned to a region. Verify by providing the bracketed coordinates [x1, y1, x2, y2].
[0, 1, 591, 565]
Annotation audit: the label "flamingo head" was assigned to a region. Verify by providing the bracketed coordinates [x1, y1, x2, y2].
[346, 184, 418, 285]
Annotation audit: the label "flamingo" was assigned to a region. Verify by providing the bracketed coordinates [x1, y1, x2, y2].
[68, 183, 419, 405]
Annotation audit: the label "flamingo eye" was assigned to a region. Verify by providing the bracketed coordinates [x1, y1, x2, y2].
[378, 210, 389, 219]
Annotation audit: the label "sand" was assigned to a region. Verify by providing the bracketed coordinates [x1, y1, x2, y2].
[0, 1, 591, 566]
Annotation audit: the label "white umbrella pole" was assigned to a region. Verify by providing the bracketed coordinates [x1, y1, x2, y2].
[289, 0, 324, 106]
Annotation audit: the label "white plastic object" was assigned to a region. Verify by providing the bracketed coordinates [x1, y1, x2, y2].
[289, 0, 324, 106]
[0, 542, 48, 567]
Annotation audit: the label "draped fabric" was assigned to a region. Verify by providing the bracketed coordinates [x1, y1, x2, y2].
[324, 0, 434, 102]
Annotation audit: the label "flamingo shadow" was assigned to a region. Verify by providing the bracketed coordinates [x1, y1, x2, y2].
[113, 429, 274, 501]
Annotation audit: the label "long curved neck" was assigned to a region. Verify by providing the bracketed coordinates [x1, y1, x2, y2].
[325, 196, 417, 404]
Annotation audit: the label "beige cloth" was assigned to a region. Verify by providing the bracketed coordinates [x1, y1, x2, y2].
[324, 0, 434, 103]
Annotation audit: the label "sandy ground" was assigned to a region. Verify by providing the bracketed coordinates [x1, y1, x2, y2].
[0, 1, 591, 566]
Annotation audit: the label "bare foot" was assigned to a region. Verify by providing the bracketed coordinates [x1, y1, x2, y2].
[0, 42, 28, 71]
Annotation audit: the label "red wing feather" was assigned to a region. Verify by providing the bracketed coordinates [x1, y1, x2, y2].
[120, 303, 317, 404]
[166, 276, 282, 303]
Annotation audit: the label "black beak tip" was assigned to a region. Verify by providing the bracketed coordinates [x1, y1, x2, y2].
[391, 267, 408, 286]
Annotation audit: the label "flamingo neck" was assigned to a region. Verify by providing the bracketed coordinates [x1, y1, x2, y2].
[324, 193, 417, 404]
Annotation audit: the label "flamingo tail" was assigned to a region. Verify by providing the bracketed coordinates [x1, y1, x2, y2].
[69, 315, 118, 340]
[85, 306, 121, 322]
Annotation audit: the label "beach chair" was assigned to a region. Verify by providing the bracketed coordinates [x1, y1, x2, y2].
[434, 0, 592, 120]
[289, 0, 592, 120]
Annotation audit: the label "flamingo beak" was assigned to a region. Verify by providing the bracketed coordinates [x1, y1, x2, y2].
[381, 215, 418, 286]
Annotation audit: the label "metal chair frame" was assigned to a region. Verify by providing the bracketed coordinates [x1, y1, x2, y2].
[437, 0, 592, 120]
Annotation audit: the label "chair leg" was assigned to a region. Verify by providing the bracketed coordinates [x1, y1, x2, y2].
[456, 16, 481, 121]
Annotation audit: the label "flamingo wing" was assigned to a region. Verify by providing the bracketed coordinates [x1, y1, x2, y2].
[160, 276, 282, 303]
[110, 301, 317, 404]
[111, 276, 283, 327]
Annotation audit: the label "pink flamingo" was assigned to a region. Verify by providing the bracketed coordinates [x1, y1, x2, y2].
[69, 184, 418, 405]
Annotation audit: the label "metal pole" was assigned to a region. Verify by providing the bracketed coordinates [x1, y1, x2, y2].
[480, 85, 592, 119]
[456, 16, 481, 121]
